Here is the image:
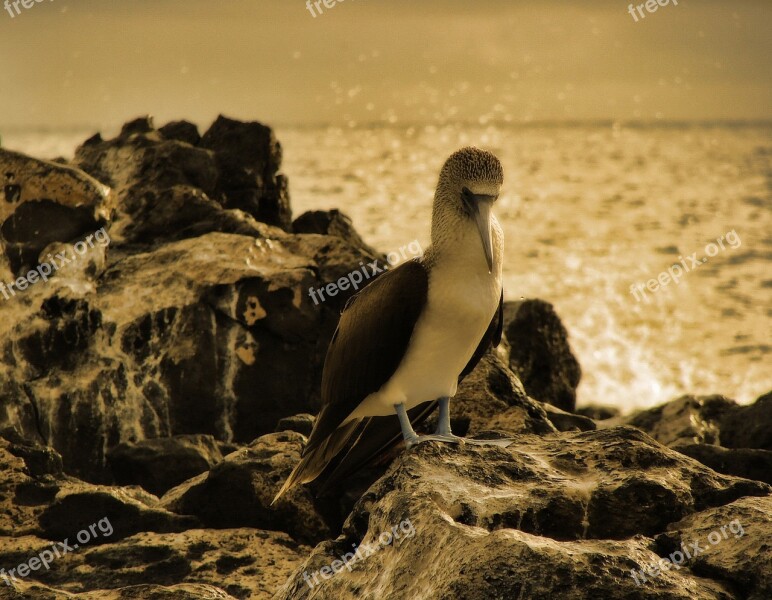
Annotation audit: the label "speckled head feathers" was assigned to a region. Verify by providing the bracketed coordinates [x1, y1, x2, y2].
[438, 147, 503, 189]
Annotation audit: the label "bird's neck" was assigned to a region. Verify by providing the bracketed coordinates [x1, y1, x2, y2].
[427, 195, 503, 279]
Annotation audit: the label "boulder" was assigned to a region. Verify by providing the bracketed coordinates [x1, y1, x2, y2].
[625, 394, 736, 448]
[38, 482, 198, 543]
[503, 299, 582, 412]
[0, 148, 112, 275]
[292, 210, 380, 257]
[624, 392, 772, 485]
[275, 427, 770, 599]
[676, 445, 772, 485]
[200, 115, 291, 231]
[107, 435, 224, 496]
[162, 432, 330, 546]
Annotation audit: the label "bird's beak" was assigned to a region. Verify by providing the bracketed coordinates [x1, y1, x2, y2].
[472, 198, 494, 273]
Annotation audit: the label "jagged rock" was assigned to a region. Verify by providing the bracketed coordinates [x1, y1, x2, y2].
[677, 444, 772, 485]
[654, 495, 772, 600]
[540, 402, 597, 432]
[73, 125, 221, 246]
[625, 392, 771, 454]
[1, 428, 62, 478]
[200, 115, 290, 231]
[625, 394, 736, 448]
[292, 210, 380, 257]
[159, 120, 202, 146]
[275, 414, 315, 437]
[503, 299, 582, 412]
[718, 391, 772, 450]
[162, 431, 330, 546]
[275, 427, 769, 599]
[107, 435, 224, 496]
[38, 482, 198, 543]
[0, 148, 112, 275]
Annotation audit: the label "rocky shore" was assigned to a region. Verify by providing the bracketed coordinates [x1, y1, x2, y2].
[0, 117, 769, 599]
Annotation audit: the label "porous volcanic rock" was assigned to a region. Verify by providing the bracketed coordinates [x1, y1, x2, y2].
[275, 427, 770, 600]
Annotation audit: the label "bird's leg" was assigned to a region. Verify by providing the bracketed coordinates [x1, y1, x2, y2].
[395, 402, 421, 447]
[395, 400, 465, 449]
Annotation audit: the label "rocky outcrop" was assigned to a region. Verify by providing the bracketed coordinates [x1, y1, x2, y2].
[275, 427, 770, 600]
[624, 392, 772, 486]
[161, 432, 330, 546]
[0, 117, 382, 482]
[503, 299, 582, 412]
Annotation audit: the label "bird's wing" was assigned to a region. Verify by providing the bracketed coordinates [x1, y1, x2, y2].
[304, 258, 429, 454]
[315, 289, 505, 494]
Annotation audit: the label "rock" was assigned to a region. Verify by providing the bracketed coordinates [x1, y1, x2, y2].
[0, 435, 63, 537]
[74, 125, 221, 246]
[292, 210, 380, 257]
[540, 403, 597, 432]
[654, 495, 772, 600]
[159, 120, 202, 146]
[0, 529, 307, 600]
[625, 394, 736, 448]
[200, 115, 291, 231]
[448, 352, 556, 437]
[677, 444, 772, 485]
[0, 428, 63, 478]
[107, 435, 224, 496]
[576, 404, 621, 420]
[38, 482, 198, 543]
[718, 391, 772, 450]
[275, 414, 315, 437]
[162, 432, 330, 546]
[503, 299, 582, 412]
[0, 148, 112, 275]
[276, 427, 769, 600]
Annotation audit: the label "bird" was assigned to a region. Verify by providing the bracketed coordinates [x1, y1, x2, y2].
[273, 146, 507, 504]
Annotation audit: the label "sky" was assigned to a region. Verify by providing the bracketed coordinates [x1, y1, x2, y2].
[0, 0, 770, 130]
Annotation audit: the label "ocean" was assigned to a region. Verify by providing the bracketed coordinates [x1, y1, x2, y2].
[3, 122, 770, 413]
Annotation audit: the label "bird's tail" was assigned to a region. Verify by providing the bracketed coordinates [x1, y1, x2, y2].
[272, 419, 361, 505]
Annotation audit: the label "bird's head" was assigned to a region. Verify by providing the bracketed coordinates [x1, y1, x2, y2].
[433, 146, 503, 272]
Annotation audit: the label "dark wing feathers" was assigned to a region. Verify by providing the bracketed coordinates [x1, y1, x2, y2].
[304, 259, 429, 454]
[315, 289, 505, 494]
[272, 260, 429, 503]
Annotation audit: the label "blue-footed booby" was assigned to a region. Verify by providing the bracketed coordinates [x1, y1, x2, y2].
[273, 147, 507, 504]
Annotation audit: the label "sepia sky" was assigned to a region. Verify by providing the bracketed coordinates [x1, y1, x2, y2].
[0, 0, 770, 130]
